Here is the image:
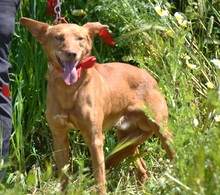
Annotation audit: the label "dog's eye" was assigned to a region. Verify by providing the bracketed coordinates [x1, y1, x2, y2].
[55, 35, 64, 41]
[78, 37, 84, 41]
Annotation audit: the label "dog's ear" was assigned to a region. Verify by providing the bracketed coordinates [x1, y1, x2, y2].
[83, 22, 109, 40]
[20, 17, 49, 43]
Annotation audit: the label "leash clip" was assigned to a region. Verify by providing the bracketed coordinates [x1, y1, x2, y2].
[54, 0, 62, 19]
[53, 0, 68, 25]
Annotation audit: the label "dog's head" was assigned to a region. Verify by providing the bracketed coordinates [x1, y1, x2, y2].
[20, 17, 108, 85]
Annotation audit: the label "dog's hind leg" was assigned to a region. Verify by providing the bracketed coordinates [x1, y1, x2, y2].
[105, 128, 152, 168]
[105, 128, 152, 183]
[134, 147, 148, 183]
[106, 106, 174, 183]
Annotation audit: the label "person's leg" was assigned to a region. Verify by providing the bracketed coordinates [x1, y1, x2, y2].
[0, 0, 21, 180]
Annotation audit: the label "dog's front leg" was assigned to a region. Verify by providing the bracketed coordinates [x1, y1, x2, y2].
[81, 129, 106, 194]
[51, 130, 70, 189]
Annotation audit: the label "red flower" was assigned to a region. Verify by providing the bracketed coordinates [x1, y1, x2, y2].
[46, 0, 57, 15]
[98, 29, 116, 46]
[2, 84, 10, 98]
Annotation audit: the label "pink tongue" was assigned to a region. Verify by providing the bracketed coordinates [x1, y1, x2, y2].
[63, 61, 78, 85]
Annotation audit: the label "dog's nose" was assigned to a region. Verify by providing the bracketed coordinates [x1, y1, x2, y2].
[66, 51, 77, 59]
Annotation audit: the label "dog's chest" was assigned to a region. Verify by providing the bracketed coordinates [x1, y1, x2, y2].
[57, 94, 75, 110]
[52, 114, 78, 130]
[54, 87, 79, 111]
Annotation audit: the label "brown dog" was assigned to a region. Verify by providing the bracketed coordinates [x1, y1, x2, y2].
[20, 17, 174, 194]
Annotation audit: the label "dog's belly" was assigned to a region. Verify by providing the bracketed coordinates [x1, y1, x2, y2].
[102, 113, 131, 132]
[116, 116, 131, 130]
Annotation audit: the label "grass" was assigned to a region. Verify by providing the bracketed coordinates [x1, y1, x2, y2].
[0, 0, 219, 194]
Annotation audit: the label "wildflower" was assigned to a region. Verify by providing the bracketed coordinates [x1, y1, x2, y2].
[178, 20, 188, 27]
[193, 118, 199, 126]
[149, 45, 156, 53]
[158, 177, 166, 187]
[206, 81, 215, 89]
[210, 59, 220, 69]
[72, 9, 87, 16]
[174, 12, 183, 22]
[99, 29, 116, 46]
[122, 56, 133, 62]
[181, 54, 196, 69]
[164, 30, 174, 37]
[155, 5, 169, 17]
[181, 54, 190, 60]
[46, 0, 57, 15]
[186, 61, 197, 69]
[174, 12, 188, 27]
[214, 115, 220, 122]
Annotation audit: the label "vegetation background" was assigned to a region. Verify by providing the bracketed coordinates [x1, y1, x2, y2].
[1, 0, 220, 194]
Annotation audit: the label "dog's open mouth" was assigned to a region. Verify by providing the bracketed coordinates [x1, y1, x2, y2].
[56, 56, 79, 86]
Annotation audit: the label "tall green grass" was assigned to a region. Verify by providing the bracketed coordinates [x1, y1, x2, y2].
[1, 0, 219, 194]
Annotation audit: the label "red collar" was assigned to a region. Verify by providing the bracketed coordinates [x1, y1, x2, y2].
[50, 56, 96, 78]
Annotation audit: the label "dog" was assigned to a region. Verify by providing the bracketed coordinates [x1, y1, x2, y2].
[20, 17, 174, 194]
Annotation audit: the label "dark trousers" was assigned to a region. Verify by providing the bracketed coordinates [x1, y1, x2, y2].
[0, 0, 21, 180]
